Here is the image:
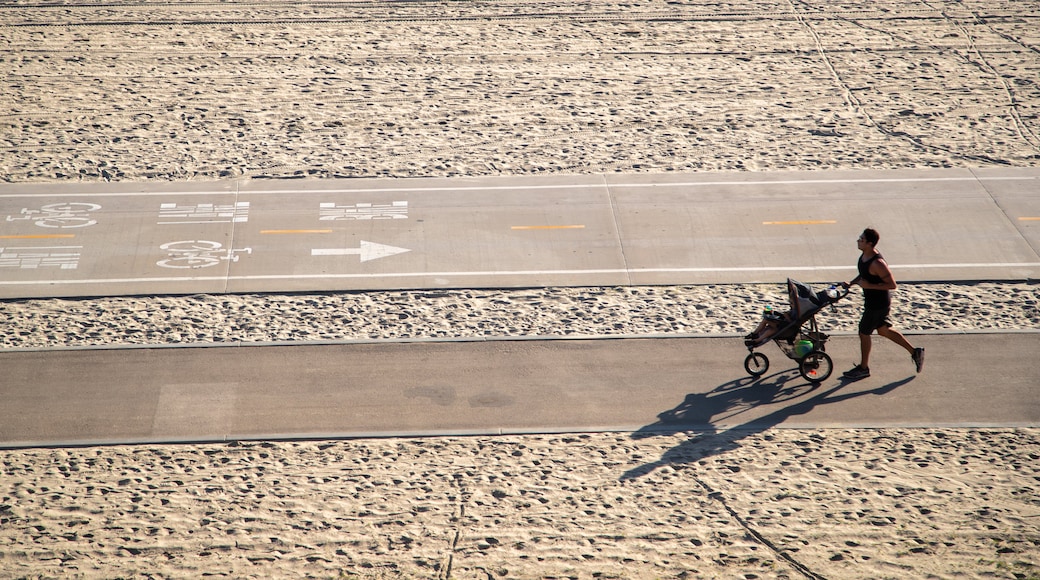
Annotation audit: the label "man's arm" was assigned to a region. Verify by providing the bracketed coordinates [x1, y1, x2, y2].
[865, 258, 898, 290]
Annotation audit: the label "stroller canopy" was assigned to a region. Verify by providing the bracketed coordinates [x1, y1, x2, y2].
[787, 278, 825, 320]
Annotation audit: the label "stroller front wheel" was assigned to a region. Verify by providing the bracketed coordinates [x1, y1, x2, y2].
[799, 351, 833, 383]
[744, 352, 769, 377]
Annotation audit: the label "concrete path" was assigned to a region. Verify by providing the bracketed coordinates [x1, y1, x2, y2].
[3, 333, 1037, 448]
[1, 167, 1038, 298]
[2, 168, 1036, 448]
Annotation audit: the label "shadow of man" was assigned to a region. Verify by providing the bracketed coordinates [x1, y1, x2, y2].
[620, 373, 913, 481]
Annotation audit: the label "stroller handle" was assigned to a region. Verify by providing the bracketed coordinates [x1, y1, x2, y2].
[824, 283, 851, 302]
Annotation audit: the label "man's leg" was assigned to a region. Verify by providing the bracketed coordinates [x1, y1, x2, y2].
[877, 324, 914, 355]
[844, 309, 876, 379]
[843, 331, 874, 379]
[879, 324, 926, 372]
[859, 332, 873, 368]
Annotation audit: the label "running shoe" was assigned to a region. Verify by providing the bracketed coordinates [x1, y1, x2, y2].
[912, 347, 925, 373]
[843, 365, 870, 380]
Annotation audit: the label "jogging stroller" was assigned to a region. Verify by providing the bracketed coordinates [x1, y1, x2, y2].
[742, 278, 849, 382]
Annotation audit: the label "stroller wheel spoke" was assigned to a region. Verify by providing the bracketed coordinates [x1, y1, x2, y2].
[799, 351, 834, 383]
[744, 352, 769, 377]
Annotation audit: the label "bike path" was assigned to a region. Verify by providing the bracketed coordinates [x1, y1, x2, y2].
[1, 166, 1038, 298]
[2, 333, 1037, 448]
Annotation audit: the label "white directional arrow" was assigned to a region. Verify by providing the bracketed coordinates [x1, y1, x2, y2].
[311, 240, 411, 262]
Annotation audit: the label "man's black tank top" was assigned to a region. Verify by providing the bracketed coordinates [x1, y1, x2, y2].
[858, 253, 891, 309]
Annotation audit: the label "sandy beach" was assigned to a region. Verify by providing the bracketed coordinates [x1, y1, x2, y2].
[2, 0, 1039, 181]
[3, 430, 1039, 579]
[1, 281, 1038, 350]
[2, 0, 1040, 578]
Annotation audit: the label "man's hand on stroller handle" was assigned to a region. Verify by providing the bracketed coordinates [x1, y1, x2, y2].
[842, 275, 862, 289]
[827, 283, 851, 302]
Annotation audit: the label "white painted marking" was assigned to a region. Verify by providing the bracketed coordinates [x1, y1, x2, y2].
[157, 201, 249, 224]
[0, 175, 1035, 198]
[156, 240, 251, 269]
[2, 262, 1037, 287]
[6, 202, 101, 228]
[319, 201, 408, 220]
[0, 246, 83, 270]
[208, 175, 1040, 195]
[312, 241, 411, 262]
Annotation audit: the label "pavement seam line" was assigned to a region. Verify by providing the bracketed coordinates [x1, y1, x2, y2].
[971, 167, 1040, 263]
[603, 174, 633, 286]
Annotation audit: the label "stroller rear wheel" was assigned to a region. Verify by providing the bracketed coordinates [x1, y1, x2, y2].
[744, 352, 769, 377]
[799, 351, 833, 383]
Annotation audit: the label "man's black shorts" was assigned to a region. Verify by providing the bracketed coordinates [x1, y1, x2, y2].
[859, 307, 893, 335]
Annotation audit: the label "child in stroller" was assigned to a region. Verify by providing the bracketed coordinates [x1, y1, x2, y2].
[743, 278, 848, 382]
[744, 307, 792, 344]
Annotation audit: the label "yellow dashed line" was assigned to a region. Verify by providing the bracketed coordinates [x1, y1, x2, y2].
[260, 229, 333, 234]
[0, 234, 76, 239]
[762, 220, 838, 225]
[511, 225, 586, 230]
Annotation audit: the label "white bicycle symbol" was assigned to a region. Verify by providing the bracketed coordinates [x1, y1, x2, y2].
[156, 240, 252, 269]
[7, 202, 102, 228]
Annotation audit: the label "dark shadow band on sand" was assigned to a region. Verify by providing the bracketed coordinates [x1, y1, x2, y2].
[621, 372, 914, 481]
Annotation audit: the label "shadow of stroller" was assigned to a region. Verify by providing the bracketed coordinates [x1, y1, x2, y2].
[620, 373, 914, 481]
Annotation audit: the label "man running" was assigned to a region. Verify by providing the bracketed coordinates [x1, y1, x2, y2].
[842, 228, 925, 380]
